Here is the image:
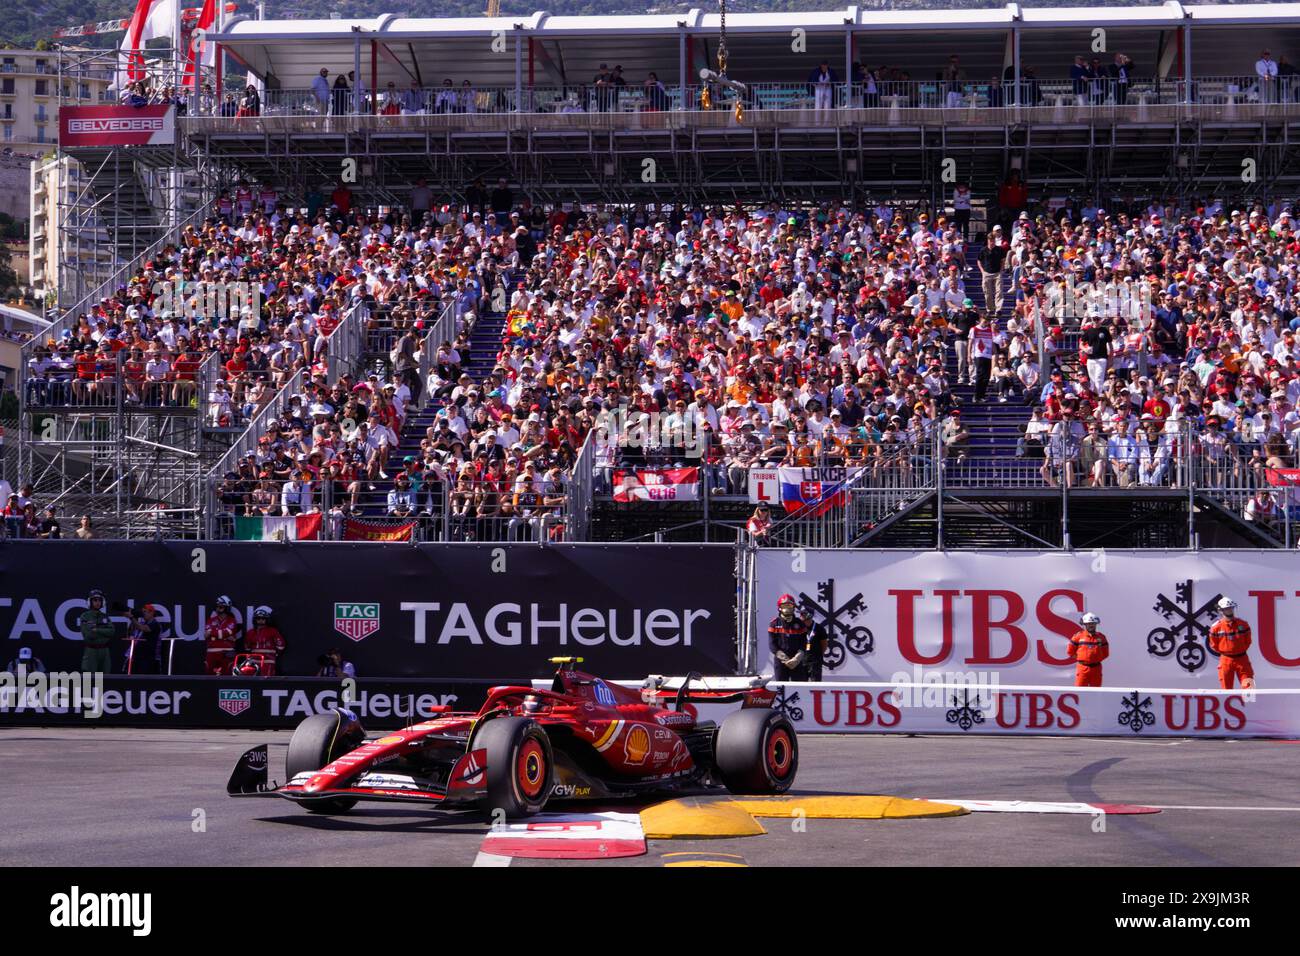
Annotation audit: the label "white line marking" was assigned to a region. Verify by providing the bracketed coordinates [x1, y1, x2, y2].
[472, 851, 513, 867]
[1146, 805, 1300, 812]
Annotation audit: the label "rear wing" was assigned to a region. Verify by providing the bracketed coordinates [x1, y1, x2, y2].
[641, 673, 775, 709]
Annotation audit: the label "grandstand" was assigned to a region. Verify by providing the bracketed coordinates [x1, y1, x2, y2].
[10, 2, 1300, 549]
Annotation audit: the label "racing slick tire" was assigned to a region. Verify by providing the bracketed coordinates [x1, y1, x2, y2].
[715, 708, 798, 795]
[286, 712, 361, 814]
[474, 716, 554, 819]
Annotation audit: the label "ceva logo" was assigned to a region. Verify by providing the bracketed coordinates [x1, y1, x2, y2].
[334, 603, 381, 642]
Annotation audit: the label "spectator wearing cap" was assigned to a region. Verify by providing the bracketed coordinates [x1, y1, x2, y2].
[5, 646, 47, 673]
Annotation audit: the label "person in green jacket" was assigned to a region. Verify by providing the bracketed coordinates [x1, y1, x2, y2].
[79, 589, 116, 673]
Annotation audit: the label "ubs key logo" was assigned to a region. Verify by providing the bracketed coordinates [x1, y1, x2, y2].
[1147, 580, 1224, 672]
[335, 602, 381, 642]
[795, 578, 874, 671]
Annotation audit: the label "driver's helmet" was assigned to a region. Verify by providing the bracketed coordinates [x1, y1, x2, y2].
[236, 658, 260, 676]
[522, 694, 543, 715]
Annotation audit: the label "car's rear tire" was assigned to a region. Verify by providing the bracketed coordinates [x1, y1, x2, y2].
[286, 712, 361, 814]
[715, 708, 798, 795]
[475, 716, 554, 819]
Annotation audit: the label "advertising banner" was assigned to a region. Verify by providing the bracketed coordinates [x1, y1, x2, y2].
[756, 682, 1300, 738]
[0, 542, 737, 679]
[612, 468, 699, 502]
[59, 105, 175, 147]
[0, 674, 508, 728]
[756, 550, 1300, 687]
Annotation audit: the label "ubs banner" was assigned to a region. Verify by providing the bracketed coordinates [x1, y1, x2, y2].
[0, 542, 737, 679]
[756, 550, 1300, 688]
[0, 676, 509, 728]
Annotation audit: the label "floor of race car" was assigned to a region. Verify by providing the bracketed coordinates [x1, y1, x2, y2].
[3, 729, 1298, 867]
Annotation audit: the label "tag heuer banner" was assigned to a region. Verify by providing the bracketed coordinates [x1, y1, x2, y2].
[59, 105, 176, 147]
[0, 675, 511, 728]
[756, 550, 1300, 687]
[0, 542, 737, 678]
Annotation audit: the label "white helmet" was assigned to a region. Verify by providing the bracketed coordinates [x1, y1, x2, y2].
[216, 595, 233, 609]
[1080, 612, 1101, 625]
[1218, 597, 1237, 610]
[254, 605, 272, 618]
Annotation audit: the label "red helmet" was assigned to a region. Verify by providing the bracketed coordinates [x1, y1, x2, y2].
[236, 660, 259, 677]
[778, 593, 797, 607]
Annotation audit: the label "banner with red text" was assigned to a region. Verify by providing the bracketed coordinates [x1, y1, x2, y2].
[750, 683, 1300, 738]
[612, 467, 699, 502]
[343, 517, 417, 541]
[60, 105, 175, 147]
[755, 550, 1300, 687]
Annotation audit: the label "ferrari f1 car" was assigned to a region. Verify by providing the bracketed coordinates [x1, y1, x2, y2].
[227, 658, 798, 818]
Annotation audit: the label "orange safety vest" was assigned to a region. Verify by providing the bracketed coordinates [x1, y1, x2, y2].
[1068, 629, 1109, 666]
[1208, 617, 1252, 656]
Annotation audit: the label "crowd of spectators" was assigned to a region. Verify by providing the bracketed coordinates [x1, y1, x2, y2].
[21, 162, 1300, 540]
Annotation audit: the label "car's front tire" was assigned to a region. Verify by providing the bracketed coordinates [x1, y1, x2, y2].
[474, 716, 554, 819]
[715, 708, 798, 795]
[286, 711, 361, 814]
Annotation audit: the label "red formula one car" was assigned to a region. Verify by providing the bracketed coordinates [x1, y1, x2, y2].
[227, 658, 798, 818]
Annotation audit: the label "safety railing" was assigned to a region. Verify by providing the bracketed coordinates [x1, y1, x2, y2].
[180, 75, 1300, 131]
[208, 474, 572, 544]
[416, 297, 461, 411]
[202, 298, 371, 535]
[21, 349, 210, 412]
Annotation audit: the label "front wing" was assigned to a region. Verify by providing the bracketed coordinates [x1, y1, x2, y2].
[225, 744, 489, 807]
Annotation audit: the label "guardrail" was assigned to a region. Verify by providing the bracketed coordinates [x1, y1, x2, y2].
[180, 75, 1300, 130]
[416, 297, 460, 411]
[201, 297, 371, 536]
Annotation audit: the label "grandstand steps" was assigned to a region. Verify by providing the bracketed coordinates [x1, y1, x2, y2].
[64, 148, 166, 266]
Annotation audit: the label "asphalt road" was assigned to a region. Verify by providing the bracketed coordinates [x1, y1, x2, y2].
[2, 728, 1297, 867]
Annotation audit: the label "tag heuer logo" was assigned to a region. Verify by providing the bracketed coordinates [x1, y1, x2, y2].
[334, 603, 381, 642]
[218, 689, 251, 716]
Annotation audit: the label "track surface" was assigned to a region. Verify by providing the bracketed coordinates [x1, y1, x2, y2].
[3, 729, 1297, 866]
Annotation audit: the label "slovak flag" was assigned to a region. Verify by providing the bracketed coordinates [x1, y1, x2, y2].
[778, 467, 847, 517]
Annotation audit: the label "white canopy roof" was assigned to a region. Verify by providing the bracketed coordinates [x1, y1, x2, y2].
[209, 4, 1300, 90]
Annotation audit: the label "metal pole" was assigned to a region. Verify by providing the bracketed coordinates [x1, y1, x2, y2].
[353, 30, 362, 115]
[844, 25, 853, 110]
[1182, 21, 1192, 106]
[116, 350, 125, 531]
[514, 28, 523, 112]
[1012, 27, 1021, 109]
[679, 29, 687, 111]
[935, 429, 944, 549]
[1187, 423, 1196, 548]
[702, 437, 710, 542]
[1060, 436, 1069, 549]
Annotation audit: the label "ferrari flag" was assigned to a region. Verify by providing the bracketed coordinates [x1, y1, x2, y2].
[612, 468, 699, 502]
[343, 517, 417, 541]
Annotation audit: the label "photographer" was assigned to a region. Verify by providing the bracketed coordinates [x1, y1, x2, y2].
[123, 604, 163, 675]
[316, 647, 356, 679]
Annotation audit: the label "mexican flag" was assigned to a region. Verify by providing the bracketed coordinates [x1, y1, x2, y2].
[234, 514, 323, 541]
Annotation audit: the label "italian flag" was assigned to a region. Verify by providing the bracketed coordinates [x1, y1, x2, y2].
[234, 514, 323, 541]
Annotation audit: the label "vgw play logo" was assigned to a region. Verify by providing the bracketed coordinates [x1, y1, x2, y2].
[334, 603, 381, 642]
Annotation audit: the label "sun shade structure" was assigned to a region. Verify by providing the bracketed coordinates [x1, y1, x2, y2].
[210, 4, 1300, 93]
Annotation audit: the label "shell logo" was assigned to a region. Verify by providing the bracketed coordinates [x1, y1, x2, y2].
[624, 725, 652, 765]
[375, 735, 405, 745]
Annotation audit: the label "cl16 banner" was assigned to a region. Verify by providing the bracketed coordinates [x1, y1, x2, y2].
[756, 549, 1300, 688]
[613, 468, 699, 502]
[0, 542, 738, 679]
